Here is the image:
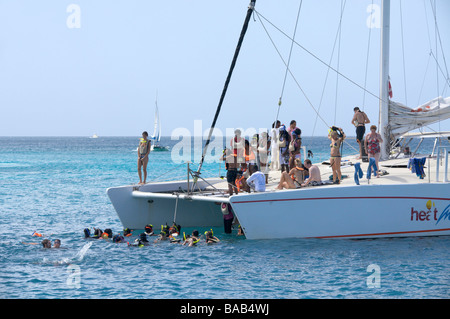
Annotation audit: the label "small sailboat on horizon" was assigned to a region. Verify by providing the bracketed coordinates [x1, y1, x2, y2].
[150, 97, 169, 152]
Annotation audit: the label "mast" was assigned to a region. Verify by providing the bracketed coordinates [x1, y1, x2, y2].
[196, 1, 256, 176]
[379, 0, 391, 160]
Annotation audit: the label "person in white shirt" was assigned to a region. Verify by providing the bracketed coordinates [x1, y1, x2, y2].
[246, 165, 266, 192]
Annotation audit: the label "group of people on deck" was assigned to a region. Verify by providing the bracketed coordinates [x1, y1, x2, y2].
[136, 107, 384, 189]
[352, 107, 384, 177]
[221, 108, 384, 194]
[221, 120, 323, 195]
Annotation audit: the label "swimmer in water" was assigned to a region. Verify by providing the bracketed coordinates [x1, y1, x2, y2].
[154, 225, 170, 243]
[41, 239, 51, 248]
[205, 230, 220, 244]
[53, 239, 61, 248]
[123, 228, 133, 237]
[182, 230, 200, 247]
[144, 224, 154, 236]
[113, 234, 125, 243]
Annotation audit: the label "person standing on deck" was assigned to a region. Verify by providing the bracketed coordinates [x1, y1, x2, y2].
[328, 127, 346, 184]
[270, 120, 281, 171]
[364, 125, 384, 177]
[137, 131, 151, 185]
[351, 107, 370, 159]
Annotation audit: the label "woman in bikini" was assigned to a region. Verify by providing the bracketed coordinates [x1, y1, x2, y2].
[276, 158, 305, 189]
[328, 127, 346, 184]
[138, 131, 151, 185]
[364, 125, 383, 177]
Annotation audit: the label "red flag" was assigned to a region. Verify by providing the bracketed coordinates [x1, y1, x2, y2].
[388, 77, 393, 99]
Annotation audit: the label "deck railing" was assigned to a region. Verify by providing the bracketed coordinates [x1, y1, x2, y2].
[435, 147, 449, 183]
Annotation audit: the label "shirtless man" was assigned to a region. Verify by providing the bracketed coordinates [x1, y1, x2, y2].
[301, 159, 322, 187]
[351, 107, 370, 159]
[276, 158, 305, 190]
[221, 148, 239, 195]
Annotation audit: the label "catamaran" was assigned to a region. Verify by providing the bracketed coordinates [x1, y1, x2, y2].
[107, 1, 450, 240]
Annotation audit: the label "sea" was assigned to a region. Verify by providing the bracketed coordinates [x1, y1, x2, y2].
[1, 136, 449, 300]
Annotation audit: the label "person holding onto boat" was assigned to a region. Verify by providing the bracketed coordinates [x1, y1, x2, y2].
[328, 126, 346, 184]
[276, 158, 305, 190]
[301, 159, 322, 187]
[137, 131, 151, 185]
[221, 203, 234, 234]
[351, 107, 370, 159]
[364, 125, 383, 177]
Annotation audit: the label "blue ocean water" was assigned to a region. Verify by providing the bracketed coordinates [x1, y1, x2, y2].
[1, 136, 449, 299]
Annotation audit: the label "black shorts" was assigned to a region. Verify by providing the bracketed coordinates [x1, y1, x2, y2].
[226, 169, 238, 184]
[356, 126, 366, 142]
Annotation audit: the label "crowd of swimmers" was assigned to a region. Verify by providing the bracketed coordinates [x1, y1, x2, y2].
[83, 222, 229, 248]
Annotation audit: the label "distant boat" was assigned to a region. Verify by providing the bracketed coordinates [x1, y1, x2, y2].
[89, 134, 98, 139]
[150, 98, 169, 152]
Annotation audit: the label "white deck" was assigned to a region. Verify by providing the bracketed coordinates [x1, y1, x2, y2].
[213, 153, 447, 192]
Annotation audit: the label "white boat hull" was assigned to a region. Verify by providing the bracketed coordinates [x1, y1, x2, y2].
[107, 179, 227, 230]
[230, 183, 450, 239]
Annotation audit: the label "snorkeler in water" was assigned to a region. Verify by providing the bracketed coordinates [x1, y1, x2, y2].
[154, 225, 170, 243]
[128, 233, 150, 247]
[205, 230, 220, 244]
[113, 234, 125, 243]
[182, 230, 200, 247]
[144, 224, 154, 236]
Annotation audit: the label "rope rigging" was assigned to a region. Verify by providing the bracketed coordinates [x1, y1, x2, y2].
[362, 0, 374, 111]
[195, 1, 256, 177]
[275, 0, 303, 124]
[255, 8, 359, 155]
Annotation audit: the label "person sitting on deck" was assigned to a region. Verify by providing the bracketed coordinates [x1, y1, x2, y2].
[301, 159, 322, 187]
[246, 164, 266, 193]
[276, 158, 305, 190]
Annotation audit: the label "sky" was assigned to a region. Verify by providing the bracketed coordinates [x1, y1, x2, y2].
[0, 0, 449, 137]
